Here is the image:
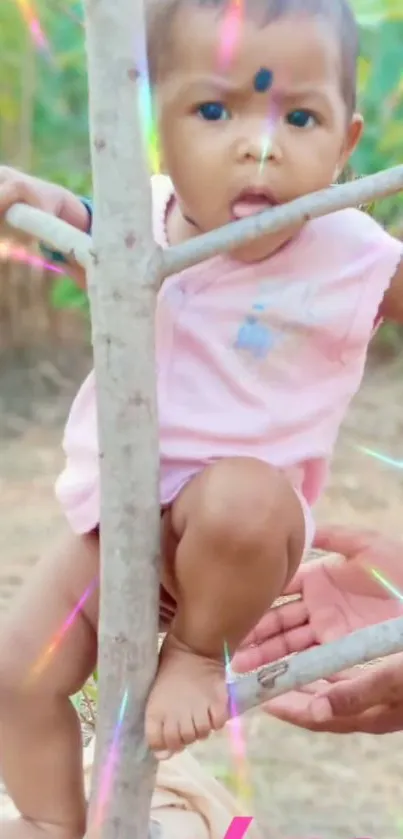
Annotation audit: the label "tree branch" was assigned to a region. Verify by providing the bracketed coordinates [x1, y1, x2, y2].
[231, 614, 403, 716]
[6, 166, 403, 279]
[5, 203, 90, 268]
[164, 165, 403, 274]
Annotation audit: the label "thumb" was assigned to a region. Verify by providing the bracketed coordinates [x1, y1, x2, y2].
[310, 658, 402, 721]
[313, 525, 376, 560]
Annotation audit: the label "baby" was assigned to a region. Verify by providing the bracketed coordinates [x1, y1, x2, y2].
[1, 0, 403, 837]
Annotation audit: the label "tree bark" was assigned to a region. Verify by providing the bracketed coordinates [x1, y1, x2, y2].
[231, 614, 403, 715]
[5, 137, 403, 839]
[164, 164, 403, 273]
[6, 163, 403, 276]
[83, 1, 162, 839]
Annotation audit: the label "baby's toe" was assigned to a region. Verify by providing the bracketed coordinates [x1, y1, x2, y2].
[208, 684, 229, 730]
[146, 707, 165, 753]
[177, 711, 198, 746]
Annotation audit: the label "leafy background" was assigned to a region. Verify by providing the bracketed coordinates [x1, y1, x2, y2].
[1, 0, 403, 324]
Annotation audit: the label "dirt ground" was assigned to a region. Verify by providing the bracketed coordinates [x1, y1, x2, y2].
[1, 342, 403, 838]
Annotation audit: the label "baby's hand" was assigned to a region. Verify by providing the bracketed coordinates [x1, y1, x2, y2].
[0, 166, 89, 234]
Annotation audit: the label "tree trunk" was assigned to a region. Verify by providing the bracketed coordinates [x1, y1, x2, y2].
[83, 1, 162, 839]
[5, 121, 403, 839]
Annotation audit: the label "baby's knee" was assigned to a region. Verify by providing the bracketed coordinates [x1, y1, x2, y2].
[193, 458, 292, 557]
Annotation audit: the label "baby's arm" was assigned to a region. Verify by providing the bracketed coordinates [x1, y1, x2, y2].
[0, 529, 99, 839]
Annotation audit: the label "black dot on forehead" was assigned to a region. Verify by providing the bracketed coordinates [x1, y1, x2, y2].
[253, 67, 273, 93]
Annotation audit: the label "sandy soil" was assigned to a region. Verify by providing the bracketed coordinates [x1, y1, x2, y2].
[1, 343, 403, 838]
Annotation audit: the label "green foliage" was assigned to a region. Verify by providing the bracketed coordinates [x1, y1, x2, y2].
[51, 274, 89, 314]
[1, 0, 403, 323]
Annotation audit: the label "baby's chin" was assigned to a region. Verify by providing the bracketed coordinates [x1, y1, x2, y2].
[229, 227, 297, 263]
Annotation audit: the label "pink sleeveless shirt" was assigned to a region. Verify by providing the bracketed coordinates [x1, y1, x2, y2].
[56, 175, 403, 534]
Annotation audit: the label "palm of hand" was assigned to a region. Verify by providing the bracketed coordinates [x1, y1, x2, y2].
[232, 528, 403, 674]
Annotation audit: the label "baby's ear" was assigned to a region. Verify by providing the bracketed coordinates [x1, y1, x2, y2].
[337, 112, 364, 175]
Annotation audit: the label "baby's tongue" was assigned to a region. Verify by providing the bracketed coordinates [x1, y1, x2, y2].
[232, 194, 272, 219]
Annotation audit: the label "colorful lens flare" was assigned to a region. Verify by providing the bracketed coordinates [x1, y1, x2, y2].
[136, 44, 161, 174]
[218, 0, 244, 71]
[355, 444, 403, 469]
[92, 688, 129, 830]
[259, 97, 280, 174]
[139, 76, 160, 174]
[0, 238, 65, 275]
[26, 576, 99, 686]
[370, 567, 403, 602]
[14, 0, 50, 54]
[224, 642, 254, 810]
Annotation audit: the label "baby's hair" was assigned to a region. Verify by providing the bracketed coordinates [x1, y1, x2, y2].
[146, 0, 359, 115]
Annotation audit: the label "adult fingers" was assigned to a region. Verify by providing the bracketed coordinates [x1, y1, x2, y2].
[313, 525, 377, 559]
[262, 686, 395, 734]
[232, 625, 316, 673]
[0, 178, 44, 217]
[309, 654, 403, 721]
[260, 683, 355, 732]
[237, 599, 309, 650]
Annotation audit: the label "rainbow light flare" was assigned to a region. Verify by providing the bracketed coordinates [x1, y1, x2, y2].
[139, 76, 161, 174]
[92, 688, 129, 831]
[259, 96, 280, 174]
[218, 0, 244, 71]
[355, 444, 403, 469]
[14, 0, 50, 54]
[370, 566, 403, 603]
[0, 239, 64, 276]
[26, 576, 99, 686]
[136, 42, 161, 174]
[224, 642, 254, 810]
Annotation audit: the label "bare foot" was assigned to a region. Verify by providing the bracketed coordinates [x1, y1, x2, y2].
[146, 635, 229, 757]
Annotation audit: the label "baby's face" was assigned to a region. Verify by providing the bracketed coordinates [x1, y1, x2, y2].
[156, 8, 363, 261]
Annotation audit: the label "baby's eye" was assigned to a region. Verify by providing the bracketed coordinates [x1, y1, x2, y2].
[286, 109, 317, 129]
[197, 101, 230, 121]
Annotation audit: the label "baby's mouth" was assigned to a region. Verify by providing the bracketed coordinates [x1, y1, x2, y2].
[231, 190, 278, 220]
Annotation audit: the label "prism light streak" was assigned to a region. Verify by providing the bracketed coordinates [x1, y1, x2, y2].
[355, 444, 403, 469]
[224, 642, 254, 809]
[259, 97, 280, 174]
[14, 0, 50, 54]
[0, 239, 64, 275]
[26, 576, 99, 685]
[370, 567, 403, 603]
[218, 0, 244, 71]
[136, 42, 161, 174]
[92, 688, 129, 830]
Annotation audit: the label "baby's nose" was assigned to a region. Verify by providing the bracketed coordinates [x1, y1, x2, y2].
[236, 120, 281, 163]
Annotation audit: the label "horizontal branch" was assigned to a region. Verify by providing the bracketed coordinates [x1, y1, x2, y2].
[5, 203, 91, 269]
[231, 614, 403, 716]
[164, 165, 403, 275]
[5, 166, 403, 281]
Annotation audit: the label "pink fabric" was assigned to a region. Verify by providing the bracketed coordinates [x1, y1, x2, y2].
[56, 175, 403, 537]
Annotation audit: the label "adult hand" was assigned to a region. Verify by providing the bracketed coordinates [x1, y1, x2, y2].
[0, 166, 89, 232]
[232, 526, 403, 734]
[262, 652, 403, 734]
[0, 166, 89, 287]
[233, 525, 403, 673]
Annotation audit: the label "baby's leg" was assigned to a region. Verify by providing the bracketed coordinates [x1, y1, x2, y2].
[147, 457, 305, 756]
[0, 530, 99, 839]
